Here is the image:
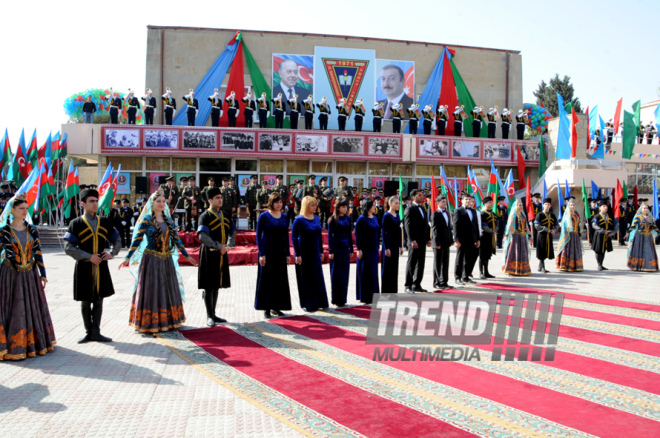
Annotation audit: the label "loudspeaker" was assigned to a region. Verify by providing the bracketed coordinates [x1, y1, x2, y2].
[157, 175, 168, 185]
[136, 176, 148, 194]
[384, 181, 398, 198]
[407, 181, 419, 196]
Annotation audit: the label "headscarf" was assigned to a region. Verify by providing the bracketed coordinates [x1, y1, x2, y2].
[0, 195, 33, 265]
[627, 206, 658, 259]
[502, 202, 529, 262]
[557, 207, 579, 254]
[127, 191, 185, 300]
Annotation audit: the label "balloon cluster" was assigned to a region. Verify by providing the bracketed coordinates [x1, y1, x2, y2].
[63, 88, 144, 123]
[523, 103, 552, 133]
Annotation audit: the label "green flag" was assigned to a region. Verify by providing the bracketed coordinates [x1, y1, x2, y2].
[398, 175, 404, 220]
[538, 135, 546, 178]
[441, 184, 454, 213]
[622, 110, 636, 159]
[632, 100, 641, 134]
[449, 59, 488, 138]
[582, 178, 591, 220]
[564, 101, 573, 114]
[622, 181, 628, 198]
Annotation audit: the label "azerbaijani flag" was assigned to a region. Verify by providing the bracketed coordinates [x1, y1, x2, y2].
[439, 166, 456, 208]
[503, 170, 515, 213]
[38, 132, 52, 170]
[469, 167, 484, 207]
[61, 162, 80, 217]
[99, 164, 121, 215]
[26, 129, 38, 171]
[15, 129, 30, 183]
[0, 128, 11, 169]
[398, 175, 404, 220]
[582, 179, 591, 220]
[487, 158, 500, 200]
[430, 174, 438, 213]
[557, 180, 565, 220]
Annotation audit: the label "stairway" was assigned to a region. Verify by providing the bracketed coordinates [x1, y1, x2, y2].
[37, 226, 67, 250]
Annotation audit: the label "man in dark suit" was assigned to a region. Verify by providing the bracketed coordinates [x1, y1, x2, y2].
[404, 189, 431, 293]
[273, 59, 311, 116]
[452, 193, 481, 285]
[431, 196, 454, 289]
[378, 64, 413, 120]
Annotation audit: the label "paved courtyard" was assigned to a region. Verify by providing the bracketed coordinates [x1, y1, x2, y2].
[1, 243, 658, 437]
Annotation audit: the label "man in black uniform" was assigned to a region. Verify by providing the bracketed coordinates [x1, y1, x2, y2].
[108, 90, 122, 124]
[318, 177, 332, 228]
[391, 103, 404, 134]
[431, 196, 453, 289]
[534, 198, 559, 273]
[287, 94, 301, 130]
[293, 179, 304, 218]
[354, 98, 366, 132]
[471, 107, 483, 138]
[227, 176, 239, 223]
[219, 177, 235, 228]
[196, 187, 235, 326]
[618, 195, 629, 245]
[496, 196, 508, 248]
[317, 98, 331, 130]
[605, 121, 614, 146]
[336, 176, 353, 204]
[200, 177, 217, 210]
[591, 200, 618, 271]
[531, 193, 542, 247]
[407, 104, 420, 134]
[453, 193, 481, 285]
[208, 88, 223, 127]
[453, 106, 464, 136]
[479, 196, 497, 279]
[271, 175, 288, 207]
[141, 89, 156, 125]
[162, 88, 176, 125]
[303, 175, 319, 199]
[63, 189, 121, 343]
[256, 181, 270, 215]
[242, 91, 256, 128]
[159, 176, 180, 212]
[372, 102, 384, 132]
[257, 92, 269, 128]
[501, 108, 512, 139]
[118, 198, 132, 248]
[225, 91, 240, 127]
[404, 189, 431, 293]
[515, 110, 527, 140]
[109, 200, 123, 245]
[336, 98, 349, 131]
[125, 89, 140, 125]
[586, 198, 598, 242]
[486, 107, 497, 138]
[272, 93, 285, 129]
[435, 105, 447, 135]
[182, 177, 201, 232]
[245, 175, 259, 230]
[182, 89, 199, 127]
[303, 95, 315, 129]
[132, 198, 142, 227]
[422, 104, 434, 135]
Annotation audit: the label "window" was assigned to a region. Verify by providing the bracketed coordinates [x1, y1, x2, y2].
[236, 160, 257, 171]
[101, 156, 142, 170]
[312, 161, 333, 173]
[200, 158, 231, 172]
[260, 159, 283, 173]
[368, 162, 390, 176]
[442, 165, 467, 178]
[172, 158, 196, 172]
[415, 165, 439, 176]
[146, 157, 170, 171]
[392, 163, 412, 176]
[336, 161, 366, 175]
[287, 160, 309, 174]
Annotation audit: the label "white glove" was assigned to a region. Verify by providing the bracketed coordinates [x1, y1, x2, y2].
[121, 221, 127, 226]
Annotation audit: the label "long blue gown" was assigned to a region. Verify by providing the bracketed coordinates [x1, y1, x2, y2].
[355, 215, 380, 304]
[381, 212, 402, 293]
[291, 215, 329, 311]
[328, 215, 354, 306]
[255, 211, 292, 311]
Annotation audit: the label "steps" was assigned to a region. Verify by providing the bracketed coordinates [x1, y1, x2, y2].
[37, 226, 67, 250]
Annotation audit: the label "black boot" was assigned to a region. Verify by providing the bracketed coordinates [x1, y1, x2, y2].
[484, 262, 495, 278]
[539, 260, 548, 273]
[596, 254, 603, 271]
[600, 254, 608, 270]
[91, 299, 112, 342]
[211, 290, 227, 323]
[264, 310, 272, 319]
[203, 290, 216, 327]
[479, 261, 486, 279]
[78, 302, 94, 344]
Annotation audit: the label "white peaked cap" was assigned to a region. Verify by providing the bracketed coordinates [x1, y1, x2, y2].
[489, 108, 494, 112]
[473, 106, 479, 111]
[439, 105, 445, 110]
[455, 106, 460, 110]
[518, 109, 523, 114]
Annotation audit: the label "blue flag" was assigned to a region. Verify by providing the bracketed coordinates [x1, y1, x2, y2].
[556, 93, 572, 159]
[654, 179, 659, 221]
[564, 179, 571, 200]
[542, 179, 547, 201]
[591, 180, 600, 199]
[655, 103, 660, 134]
[557, 179, 564, 219]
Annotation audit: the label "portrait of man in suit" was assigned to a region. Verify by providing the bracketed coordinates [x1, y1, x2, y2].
[272, 57, 312, 115]
[377, 62, 414, 120]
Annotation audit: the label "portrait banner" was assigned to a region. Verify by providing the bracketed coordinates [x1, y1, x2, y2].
[376, 60, 415, 120]
[272, 54, 314, 115]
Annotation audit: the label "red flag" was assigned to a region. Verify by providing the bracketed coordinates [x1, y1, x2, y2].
[430, 174, 439, 213]
[570, 108, 579, 159]
[633, 185, 638, 210]
[525, 176, 534, 220]
[220, 40, 245, 127]
[516, 145, 526, 190]
[613, 98, 623, 135]
[585, 105, 590, 148]
[438, 50, 459, 136]
[613, 179, 622, 219]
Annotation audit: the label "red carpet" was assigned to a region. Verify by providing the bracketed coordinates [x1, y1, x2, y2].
[158, 284, 660, 437]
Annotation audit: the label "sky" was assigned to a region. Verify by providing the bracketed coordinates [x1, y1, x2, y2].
[2, 0, 658, 151]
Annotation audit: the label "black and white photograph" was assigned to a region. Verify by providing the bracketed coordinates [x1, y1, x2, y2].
[451, 140, 480, 158]
[259, 133, 292, 152]
[221, 132, 255, 150]
[518, 143, 540, 160]
[483, 142, 511, 159]
[332, 136, 364, 154]
[368, 137, 400, 156]
[144, 129, 178, 149]
[418, 139, 449, 157]
[105, 129, 140, 148]
[183, 130, 217, 150]
[295, 135, 329, 153]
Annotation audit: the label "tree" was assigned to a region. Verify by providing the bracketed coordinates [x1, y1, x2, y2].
[533, 74, 582, 117]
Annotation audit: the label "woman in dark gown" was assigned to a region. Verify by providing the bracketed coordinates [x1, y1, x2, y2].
[501, 200, 532, 276]
[255, 193, 293, 318]
[355, 198, 380, 304]
[328, 197, 353, 307]
[292, 196, 328, 312]
[627, 203, 659, 271]
[381, 196, 403, 293]
[0, 195, 56, 360]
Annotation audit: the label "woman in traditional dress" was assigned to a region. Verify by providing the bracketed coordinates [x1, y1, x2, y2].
[381, 196, 403, 293]
[328, 197, 353, 307]
[501, 199, 532, 276]
[355, 198, 380, 304]
[255, 193, 292, 318]
[0, 195, 55, 360]
[627, 203, 659, 271]
[292, 196, 328, 312]
[555, 198, 584, 272]
[119, 190, 197, 333]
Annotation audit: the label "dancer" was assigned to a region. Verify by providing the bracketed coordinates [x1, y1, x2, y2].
[404, 189, 431, 292]
[120, 191, 197, 332]
[64, 188, 122, 343]
[291, 196, 328, 312]
[328, 198, 354, 306]
[197, 187, 235, 325]
[256, 193, 292, 318]
[355, 198, 380, 304]
[591, 200, 618, 271]
[0, 195, 55, 360]
[534, 198, 559, 273]
[555, 198, 583, 272]
[627, 202, 659, 271]
[478, 196, 497, 279]
[501, 199, 532, 276]
[430, 196, 453, 289]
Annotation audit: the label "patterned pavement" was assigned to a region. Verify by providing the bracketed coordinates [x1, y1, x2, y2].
[0, 243, 658, 437]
